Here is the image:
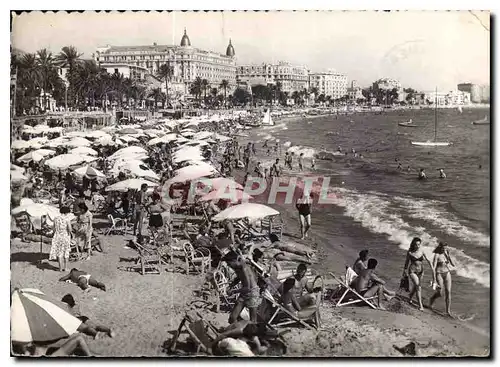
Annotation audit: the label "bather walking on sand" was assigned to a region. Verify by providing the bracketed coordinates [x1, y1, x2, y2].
[296, 193, 313, 239]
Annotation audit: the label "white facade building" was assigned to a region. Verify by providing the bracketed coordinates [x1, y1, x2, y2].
[309, 71, 348, 99]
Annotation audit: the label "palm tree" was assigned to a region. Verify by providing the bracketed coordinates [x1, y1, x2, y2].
[201, 79, 209, 103]
[36, 48, 58, 111]
[148, 88, 165, 110]
[190, 77, 203, 102]
[56, 46, 82, 108]
[14, 52, 42, 114]
[157, 62, 174, 108]
[219, 79, 229, 108]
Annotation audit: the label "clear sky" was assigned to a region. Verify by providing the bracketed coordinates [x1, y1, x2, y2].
[11, 10, 490, 91]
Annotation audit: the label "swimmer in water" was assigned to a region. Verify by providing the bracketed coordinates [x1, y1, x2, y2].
[397, 162, 402, 170]
[407, 165, 411, 172]
[418, 168, 427, 180]
[438, 168, 446, 178]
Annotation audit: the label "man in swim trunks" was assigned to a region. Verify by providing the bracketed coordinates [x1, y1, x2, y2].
[298, 153, 304, 171]
[59, 268, 106, 291]
[296, 193, 313, 239]
[223, 251, 262, 324]
[351, 259, 394, 309]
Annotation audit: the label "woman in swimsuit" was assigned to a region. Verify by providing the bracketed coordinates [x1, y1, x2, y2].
[147, 193, 166, 237]
[429, 242, 455, 316]
[402, 237, 435, 311]
[296, 193, 313, 239]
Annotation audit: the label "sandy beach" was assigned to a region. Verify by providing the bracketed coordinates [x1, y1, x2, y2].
[10, 113, 489, 357]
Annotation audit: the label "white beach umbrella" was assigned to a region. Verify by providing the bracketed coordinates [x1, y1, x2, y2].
[105, 178, 157, 192]
[65, 131, 87, 138]
[86, 130, 110, 139]
[181, 131, 196, 138]
[11, 164, 25, 172]
[119, 135, 140, 143]
[12, 202, 60, 222]
[212, 203, 280, 221]
[109, 146, 147, 158]
[65, 137, 91, 148]
[11, 140, 31, 150]
[206, 177, 244, 191]
[192, 131, 213, 140]
[200, 189, 252, 203]
[45, 154, 96, 170]
[73, 165, 106, 179]
[118, 127, 140, 135]
[11, 170, 28, 183]
[70, 147, 98, 156]
[17, 149, 56, 163]
[44, 137, 70, 148]
[167, 162, 217, 184]
[111, 160, 159, 181]
[213, 133, 231, 142]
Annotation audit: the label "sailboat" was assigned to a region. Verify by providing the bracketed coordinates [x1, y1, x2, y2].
[471, 115, 489, 125]
[411, 88, 451, 147]
[261, 109, 274, 126]
[398, 118, 420, 127]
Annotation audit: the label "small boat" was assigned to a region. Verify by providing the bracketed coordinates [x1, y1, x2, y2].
[411, 87, 451, 147]
[472, 116, 489, 125]
[261, 109, 274, 126]
[399, 119, 420, 127]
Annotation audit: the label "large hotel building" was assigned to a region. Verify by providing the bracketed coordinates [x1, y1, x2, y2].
[95, 29, 237, 94]
[236, 61, 310, 94]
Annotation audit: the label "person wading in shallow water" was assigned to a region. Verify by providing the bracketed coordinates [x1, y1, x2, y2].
[296, 192, 313, 240]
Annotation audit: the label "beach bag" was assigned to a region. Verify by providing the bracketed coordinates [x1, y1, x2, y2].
[399, 275, 410, 292]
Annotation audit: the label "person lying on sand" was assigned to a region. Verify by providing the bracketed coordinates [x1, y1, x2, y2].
[59, 268, 106, 292]
[351, 259, 395, 309]
[210, 320, 280, 356]
[12, 333, 92, 357]
[247, 234, 313, 264]
[61, 294, 115, 339]
[223, 251, 261, 324]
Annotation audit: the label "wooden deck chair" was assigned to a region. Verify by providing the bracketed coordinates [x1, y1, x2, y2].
[134, 241, 164, 275]
[105, 214, 127, 236]
[328, 269, 378, 309]
[234, 219, 269, 241]
[212, 269, 240, 312]
[260, 288, 320, 331]
[169, 311, 220, 355]
[260, 215, 284, 240]
[183, 242, 211, 275]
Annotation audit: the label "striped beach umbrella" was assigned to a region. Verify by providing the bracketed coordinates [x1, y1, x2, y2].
[11, 288, 82, 343]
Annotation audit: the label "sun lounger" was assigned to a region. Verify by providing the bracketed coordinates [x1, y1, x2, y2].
[212, 269, 240, 312]
[168, 311, 221, 355]
[259, 283, 322, 331]
[328, 268, 378, 309]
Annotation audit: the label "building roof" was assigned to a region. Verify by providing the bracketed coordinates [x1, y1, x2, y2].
[180, 28, 191, 47]
[104, 45, 173, 53]
[226, 39, 235, 57]
[100, 63, 149, 72]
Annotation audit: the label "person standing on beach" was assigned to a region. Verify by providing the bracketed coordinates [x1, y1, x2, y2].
[270, 159, 280, 178]
[429, 242, 455, 317]
[296, 192, 313, 239]
[298, 153, 304, 171]
[251, 143, 256, 155]
[311, 157, 316, 170]
[133, 184, 149, 237]
[49, 206, 72, 271]
[402, 237, 435, 311]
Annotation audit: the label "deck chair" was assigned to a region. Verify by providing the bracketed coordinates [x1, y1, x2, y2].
[260, 285, 321, 331]
[134, 241, 166, 275]
[105, 214, 127, 236]
[260, 215, 284, 240]
[212, 269, 241, 312]
[168, 311, 221, 355]
[328, 268, 378, 309]
[183, 242, 211, 275]
[234, 220, 269, 241]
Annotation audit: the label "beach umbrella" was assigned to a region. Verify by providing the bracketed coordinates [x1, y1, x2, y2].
[119, 135, 140, 143]
[168, 163, 217, 184]
[105, 178, 158, 192]
[213, 133, 231, 142]
[100, 126, 118, 133]
[200, 189, 253, 203]
[11, 164, 25, 172]
[212, 203, 280, 221]
[44, 137, 70, 148]
[45, 154, 96, 170]
[11, 170, 28, 183]
[181, 131, 196, 138]
[73, 165, 106, 179]
[65, 137, 91, 148]
[11, 140, 31, 150]
[12, 202, 60, 224]
[70, 147, 98, 156]
[118, 127, 140, 135]
[65, 131, 87, 138]
[86, 130, 110, 139]
[11, 288, 82, 343]
[192, 131, 213, 140]
[17, 149, 56, 163]
[143, 129, 165, 137]
[109, 146, 147, 159]
[111, 160, 159, 181]
[208, 177, 244, 190]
